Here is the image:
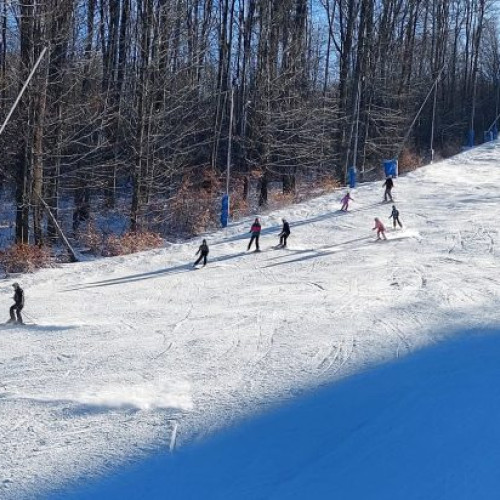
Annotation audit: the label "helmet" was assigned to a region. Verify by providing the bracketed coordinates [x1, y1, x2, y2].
[12, 282, 19, 288]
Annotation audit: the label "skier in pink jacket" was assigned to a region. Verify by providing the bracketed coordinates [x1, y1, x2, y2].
[247, 218, 262, 251]
[372, 217, 387, 240]
[340, 192, 353, 211]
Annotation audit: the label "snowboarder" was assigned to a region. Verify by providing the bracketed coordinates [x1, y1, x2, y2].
[340, 192, 353, 211]
[194, 239, 209, 267]
[383, 176, 394, 202]
[373, 217, 387, 240]
[248, 217, 262, 252]
[8, 282, 24, 324]
[389, 205, 403, 229]
[278, 219, 291, 247]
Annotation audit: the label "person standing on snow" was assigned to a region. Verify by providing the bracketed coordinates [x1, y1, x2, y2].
[340, 192, 353, 211]
[247, 217, 262, 252]
[278, 219, 291, 247]
[373, 217, 387, 240]
[8, 283, 24, 324]
[383, 176, 394, 202]
[389, 205, 403, 229]
[194, 239, 209, 267]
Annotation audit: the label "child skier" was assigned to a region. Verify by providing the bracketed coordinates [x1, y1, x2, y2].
[340, 192, 353, 211]
[389, 205, 403, 229]
[8, 282, 24, 324]
[247, 218, 262, 252]
[373, 217, 387, 240]
[194, 239, 209, 267]
[278, 219, 291, 247]
[383, 176, 394, 202]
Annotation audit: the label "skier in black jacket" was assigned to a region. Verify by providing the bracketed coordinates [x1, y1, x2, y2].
[383, 176, 394, 202]
[389, 205, 403, 229]
[194, 239, 209, 267]
[279, 219, 291, 247]
[8, 283, 24, 324]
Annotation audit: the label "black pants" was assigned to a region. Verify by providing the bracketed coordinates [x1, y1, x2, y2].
[393, 217, 402, 228]
[279, 233, 289, 247]
[248, 234, 260, 251]
[194, 253, 208, 266]
[384, 188, 393, 202]
[10, 304, 23, 323]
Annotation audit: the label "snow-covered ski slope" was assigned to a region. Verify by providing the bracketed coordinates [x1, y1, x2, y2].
[2, 142, 500, 498]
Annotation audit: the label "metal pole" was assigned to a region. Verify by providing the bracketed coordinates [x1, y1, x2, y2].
[496, 70, 500, 120]
[396, 65, 445, 159]
[430, 75, 438, 163]
[36, 193, 79, 262]
[352, 77, 362, 170]
[344, 78, 361, 184]
[486, 111, 500, 133]
[0, 46, 48, 137]
[226, 86, 235, 196]
[486, 72, 500, 134]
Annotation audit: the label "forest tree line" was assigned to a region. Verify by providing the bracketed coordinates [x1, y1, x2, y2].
[0, 0, 498, 246]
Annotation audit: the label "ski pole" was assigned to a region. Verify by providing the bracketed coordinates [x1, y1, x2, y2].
[22, 311, 36, 322]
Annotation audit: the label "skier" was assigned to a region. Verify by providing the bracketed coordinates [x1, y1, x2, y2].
[383, 176, 394, 202]
[247, 217, 262, 252]
[278, 219, 291, 247]
[8, 282, 24, 324]
[373, 217, 387, 240]
[389, 205, 403, 229]
[194, 239, 209, 267]
[340, 192, 354, 211]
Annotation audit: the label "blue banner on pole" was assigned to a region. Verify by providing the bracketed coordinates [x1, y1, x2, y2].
[467, 129, 475, 148]
[383, 159, 397, 178]
[221, 194, 229, 228]
[348, 166, 357, 188]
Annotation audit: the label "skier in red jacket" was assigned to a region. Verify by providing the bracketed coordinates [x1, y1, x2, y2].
[247, 218, 262, 251]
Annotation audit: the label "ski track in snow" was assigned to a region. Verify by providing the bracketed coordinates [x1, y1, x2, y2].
[2, 142, 500, 498]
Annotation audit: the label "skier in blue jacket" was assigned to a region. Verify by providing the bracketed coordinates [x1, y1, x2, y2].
[389, 205, 403, 229]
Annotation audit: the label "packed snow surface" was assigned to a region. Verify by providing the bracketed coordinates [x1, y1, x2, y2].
[1, 142, 500, 498]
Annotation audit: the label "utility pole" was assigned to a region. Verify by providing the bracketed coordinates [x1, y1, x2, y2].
[226, 86, 235, 197]
[221, 85, 235, 228]
[352, 77, 362, 177]
[494, 69, 500, 139]
[430, 73, 438, 163]
[346, 77, 361, 187]
[396, 66, 445, 160]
